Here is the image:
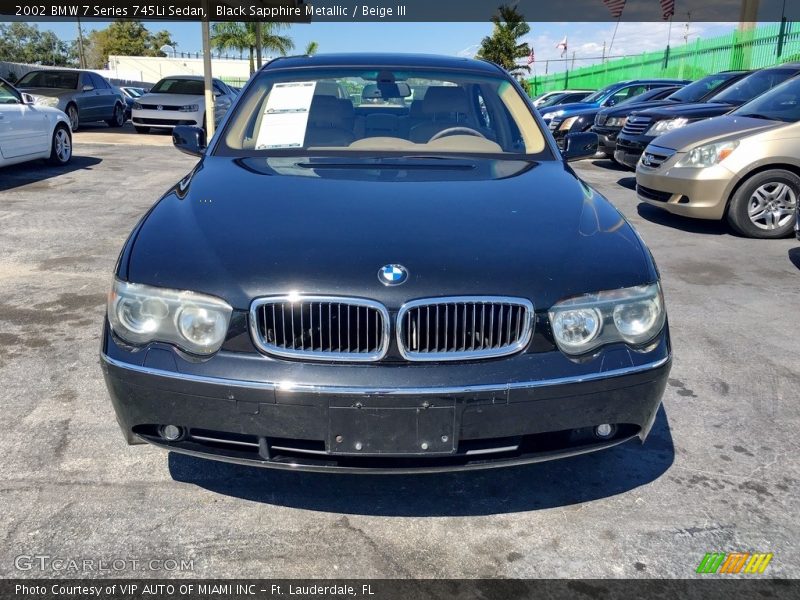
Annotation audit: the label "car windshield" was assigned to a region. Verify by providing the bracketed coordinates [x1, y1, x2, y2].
[17, 70, 78, 89]
[536, 93, 568, 108]
[582, 85, 617, 103]
[732, 75, 800, 123]
[667, 73, 740, 102]
[218, 68, 547, 157]
[124, 87, 145, 97]
[709, 68, 798, 105]
[150, 78, 204, 95]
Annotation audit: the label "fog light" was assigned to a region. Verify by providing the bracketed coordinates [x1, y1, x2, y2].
[159, 424, 184, 441]
[595, 424, 614, 439]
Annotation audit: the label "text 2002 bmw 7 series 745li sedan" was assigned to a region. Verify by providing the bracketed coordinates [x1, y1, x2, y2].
[102, 54, 671, 473]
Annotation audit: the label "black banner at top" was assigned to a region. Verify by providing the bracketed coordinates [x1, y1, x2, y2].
[1, 0, 800, 22]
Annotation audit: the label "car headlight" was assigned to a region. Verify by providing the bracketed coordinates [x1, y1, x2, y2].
[674, 140, 739, 168]
[35, 96, 59, 107]
[606, 116, 627, 127]
[549, 283, 665, 355]
[108, 279, 232, 355]
[645, 118, 688, 136]
[542, 109, 564, 120]
[559, 116, 580, 131]
[179, 104, 200, 112]
[132, 102, 142, 110]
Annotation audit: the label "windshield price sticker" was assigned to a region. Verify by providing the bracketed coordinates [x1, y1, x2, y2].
[255, 82, 317, 150]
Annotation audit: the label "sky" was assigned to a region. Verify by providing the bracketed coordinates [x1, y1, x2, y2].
[37, 20, 739, 74]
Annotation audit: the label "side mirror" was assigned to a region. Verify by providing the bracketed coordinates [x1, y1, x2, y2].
[562, 132, 599, 162]
[21, 93, 35, 105]
[173, 125, 206, 157]
[82, 84, 94, 92]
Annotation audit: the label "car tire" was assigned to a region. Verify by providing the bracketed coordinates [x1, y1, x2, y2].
[727, 169, 799, 239]
[107, 103, 125, 128]
[47, 124, 72, 165]
[66, 104, 79, 132]
[134, 126, 150, 134]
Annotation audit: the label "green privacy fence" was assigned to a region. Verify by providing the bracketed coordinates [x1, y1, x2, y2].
[528, 22, 800, 95]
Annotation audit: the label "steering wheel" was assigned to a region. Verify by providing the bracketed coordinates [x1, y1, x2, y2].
[429, 126, 487, 142]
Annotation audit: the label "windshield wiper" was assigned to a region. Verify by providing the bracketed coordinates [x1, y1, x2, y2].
[735, 113, 775, 120]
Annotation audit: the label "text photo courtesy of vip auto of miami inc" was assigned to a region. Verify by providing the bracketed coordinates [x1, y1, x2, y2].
[0, 0, 798, 597]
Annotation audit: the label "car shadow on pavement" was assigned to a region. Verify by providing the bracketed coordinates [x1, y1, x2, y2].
[591, 159, 632, 173]
[168, 406, 674, 516]
[0, 156, 102, 192]
[617, 176, 636, 191]
[788, 247, 800, 271]
[636, 203, 730, 236]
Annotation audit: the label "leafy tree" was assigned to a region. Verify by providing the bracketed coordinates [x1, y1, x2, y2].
[477, 5, 531, 76]
[83, 21, 176, 68]
[0, 23, 75, 66]
[211, 22, 294, 75]
[305, 41, 319, 56]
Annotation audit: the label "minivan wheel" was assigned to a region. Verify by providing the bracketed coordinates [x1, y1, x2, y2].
[48, 124, 72, 165]
[66, 104, 79, 132]
[727, 169, 799, 239]
[107, 103, 124, 127]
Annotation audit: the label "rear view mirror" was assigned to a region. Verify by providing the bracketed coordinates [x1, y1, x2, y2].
[173, 125, 206, 157]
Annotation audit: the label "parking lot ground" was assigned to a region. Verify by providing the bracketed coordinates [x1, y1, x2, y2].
[0, 141, 798, 579]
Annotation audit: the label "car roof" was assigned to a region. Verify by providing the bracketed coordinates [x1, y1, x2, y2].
[261, 53, 505, 75]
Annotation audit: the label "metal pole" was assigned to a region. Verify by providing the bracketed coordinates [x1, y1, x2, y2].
[76, 17, 86, 69]
[201, 6, 215, 140]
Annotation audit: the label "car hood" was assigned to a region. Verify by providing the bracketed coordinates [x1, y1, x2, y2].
[17, 87, 73, 98]
[125, 157, 656, 310]
[543, 102, 599, 116]
[138, 92, 205, 105]
[602, 99, 680, 118]
[631, 101, 737, 121]
[649, 115, 784, 151]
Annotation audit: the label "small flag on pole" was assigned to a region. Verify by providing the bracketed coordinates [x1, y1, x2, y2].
[660, 0, 675, 20]
[556, 36, 568, 58]
[527, 47, 535, 65]
[602, 0, 627, 19]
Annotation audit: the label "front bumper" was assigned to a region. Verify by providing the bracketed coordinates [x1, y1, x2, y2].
[591, 127, 621, 154]
[131, 108, 202, 129]
[614, 134, 656, 169]
[102, 323, 671, 473]
[636, 161, 738, 220]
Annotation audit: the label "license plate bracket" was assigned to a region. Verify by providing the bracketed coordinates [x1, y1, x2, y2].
[328, 405, 456, 456]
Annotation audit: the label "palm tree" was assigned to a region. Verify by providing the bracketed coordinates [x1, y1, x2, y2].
[305, 41, 319, 56]
[211, 22, 294, 75]
[477, 5, 531, 76]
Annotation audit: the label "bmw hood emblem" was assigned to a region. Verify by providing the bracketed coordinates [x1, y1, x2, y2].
[378, 264, 408, 286]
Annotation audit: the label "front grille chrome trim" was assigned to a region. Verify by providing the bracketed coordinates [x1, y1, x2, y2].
[396, 296, 534, 362]
[249, 295, 391, 362]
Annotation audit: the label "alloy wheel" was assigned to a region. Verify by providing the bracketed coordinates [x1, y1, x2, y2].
[67, 106, 79, 131]
[54, 128, 71, 163]
[748, 182, 797, 230]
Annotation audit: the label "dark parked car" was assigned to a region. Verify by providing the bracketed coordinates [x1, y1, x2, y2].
[553, 85, 684, 151]
[592, 71, 749, 160]
[615, 64, 800, 169]
[542, 79, 690, 149]
[102, 53, 671, 473]
[15, 69, 126, 131]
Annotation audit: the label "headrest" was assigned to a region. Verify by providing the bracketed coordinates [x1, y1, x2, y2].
[421, 86, 469, 115]
[409, 99, 425, 118]
[308, 95, 348, 127]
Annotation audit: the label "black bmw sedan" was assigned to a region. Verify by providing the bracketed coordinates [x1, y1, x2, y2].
[102, 54, 671, 473]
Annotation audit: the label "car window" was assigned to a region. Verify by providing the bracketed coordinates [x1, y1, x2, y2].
[711, 68, 799, 104]
[607, 85, 647, 106]
[79, 73, 93, 90]
[668, 73, 741, 102]
[219, 68, 547, 157]
[90, 73, 109, 89]
[150, 78, 205, 95]
[16, 70, 79, 90]
[733, 75, 800, 123]
[0, 79, 21, 104]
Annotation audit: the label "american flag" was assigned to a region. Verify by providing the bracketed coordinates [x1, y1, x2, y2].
[556, 36, 568, 58]
[527, 47, 535, 65]
[661, 0, 675, 20]
[602, 0, 626, 19]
